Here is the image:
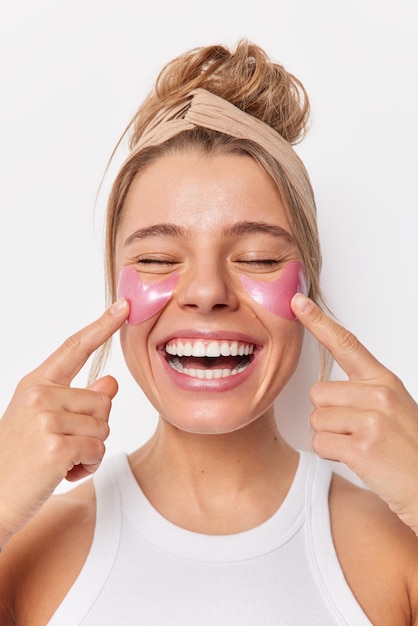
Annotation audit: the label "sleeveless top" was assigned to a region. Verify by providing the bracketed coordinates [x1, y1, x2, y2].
[48, 451, 372, 625]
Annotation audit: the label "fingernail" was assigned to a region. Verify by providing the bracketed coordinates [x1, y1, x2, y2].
[292, 293, 313, 314]
[109, 297, 128, 315]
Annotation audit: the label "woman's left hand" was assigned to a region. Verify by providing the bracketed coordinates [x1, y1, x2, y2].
[292, 293, 418, 535]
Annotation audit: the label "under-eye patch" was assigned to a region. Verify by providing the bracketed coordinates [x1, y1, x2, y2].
[117, 267, 179, 324]
[241, 261, 307, 320]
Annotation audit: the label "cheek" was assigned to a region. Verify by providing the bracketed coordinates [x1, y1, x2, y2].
[117, 267, 179, 324]
[270, 318, 305, 390]
[241, 261, 307, 320]
[119, 323, 153, 392]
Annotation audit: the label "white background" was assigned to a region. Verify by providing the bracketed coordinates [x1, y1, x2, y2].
[0, 0, 417, 491]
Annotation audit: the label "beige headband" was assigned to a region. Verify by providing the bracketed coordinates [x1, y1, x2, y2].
[122, 88, 314, 207]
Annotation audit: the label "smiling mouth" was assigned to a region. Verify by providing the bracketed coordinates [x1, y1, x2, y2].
[164, 339, 255, 379]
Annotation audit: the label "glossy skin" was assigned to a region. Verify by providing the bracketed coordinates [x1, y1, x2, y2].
[117, 267, 179, 324]
[115, 152, 305, 435]
[0, 152, 418, 625]
[117, 259, 306, 324]
[241, 260, 307, 319]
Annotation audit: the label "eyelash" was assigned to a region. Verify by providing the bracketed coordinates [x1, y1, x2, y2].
[135, 258, 283, 269]
[135, 258, 178, 265]
[236, 259, 282, 267]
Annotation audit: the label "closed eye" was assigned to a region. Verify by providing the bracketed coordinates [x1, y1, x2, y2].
[131, 257, 180, 275]
[135, 258, 179, 265]
[236, 259, 282, 267]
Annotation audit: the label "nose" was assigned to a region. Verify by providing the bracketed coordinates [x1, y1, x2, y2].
[176, 260, 239, 314]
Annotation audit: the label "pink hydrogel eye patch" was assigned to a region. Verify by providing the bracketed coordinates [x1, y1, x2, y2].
[241, 261, 307, 320]
[117, 267, 179, 324]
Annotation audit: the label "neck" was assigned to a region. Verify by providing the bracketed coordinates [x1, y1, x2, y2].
[129, 410, 299, 534]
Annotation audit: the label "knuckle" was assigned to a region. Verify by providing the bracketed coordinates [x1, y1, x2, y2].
[36, 410, 58, 433]
[98, 439, 106, 456]
[97, 391, 112, 414]
[352, 435, 373, 458]
[309, 305, 325, 326]
[353, 414, 384, 452]
[334, 326, 359, 352]
[311, 430, 319, 448]
[97, 418, 110, 441]
[311, 432, 329, 458]
[63, 332, 83, 354]
[97, 314, 110, 333]
[311, 431, 322, 454]
[310, 407, 323, 430]
[44, 432, 67, 460]
[52, 435, 106, 469]
[78, 438, 106, 466]
[370, 385, 395, 411]
[361, 413, 381, 438]
[24, 384, 51, 409]
[90, 439, 106, 462]
[61, 316, 110, 362]
[309, 382, 323, 405]
[90, 315, 110, 341]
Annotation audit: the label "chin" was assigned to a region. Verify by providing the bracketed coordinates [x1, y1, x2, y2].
[155, 396, 275, 436]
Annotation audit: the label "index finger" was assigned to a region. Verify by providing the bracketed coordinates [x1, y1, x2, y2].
[33, 298, 130, 386]
[291, 293, 387, 381]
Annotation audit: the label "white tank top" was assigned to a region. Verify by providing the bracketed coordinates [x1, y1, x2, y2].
[48, 450, 372, 625]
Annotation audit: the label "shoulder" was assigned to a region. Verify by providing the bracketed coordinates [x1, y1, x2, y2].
[329, 470, 418, 625]
[0, 479, 96, 626]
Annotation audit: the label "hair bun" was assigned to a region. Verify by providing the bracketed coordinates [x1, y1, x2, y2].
[145, 39, 310, 145]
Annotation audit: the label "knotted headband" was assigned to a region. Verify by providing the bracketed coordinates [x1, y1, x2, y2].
[121, 88, 315, 209]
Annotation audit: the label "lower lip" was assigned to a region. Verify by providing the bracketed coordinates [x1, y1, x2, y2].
[158, 350, 260, 392]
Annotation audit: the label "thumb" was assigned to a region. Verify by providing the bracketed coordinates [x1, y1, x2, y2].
[87, 375, 119, 399]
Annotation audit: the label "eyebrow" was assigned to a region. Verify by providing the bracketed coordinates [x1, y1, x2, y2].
[124, 223, 188, 246]
[124, 220, 295, 246]
[224, 221, 295, 242]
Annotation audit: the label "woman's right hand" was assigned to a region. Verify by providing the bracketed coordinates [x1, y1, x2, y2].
[0, 298, 129, 548]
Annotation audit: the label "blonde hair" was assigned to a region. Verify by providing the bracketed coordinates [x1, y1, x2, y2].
[90, 40, 330, 381]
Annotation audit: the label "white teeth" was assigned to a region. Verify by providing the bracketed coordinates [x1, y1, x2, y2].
[220, 341, 230, 356]
[183, 342, 193, 356]
[191, 341, 206, 357]
[206, 341, 221, 357]
[165, 339, 254, 358]
[168, 357, 250, 379]
[165, 339, 255, 380]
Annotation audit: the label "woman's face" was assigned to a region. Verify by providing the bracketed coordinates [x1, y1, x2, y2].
[115, 150, 304, 434]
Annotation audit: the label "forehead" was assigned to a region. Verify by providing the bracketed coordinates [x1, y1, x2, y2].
[117, 151, 291, 237]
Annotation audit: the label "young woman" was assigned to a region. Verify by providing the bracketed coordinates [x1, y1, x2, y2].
[1, 41, 418, 625]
